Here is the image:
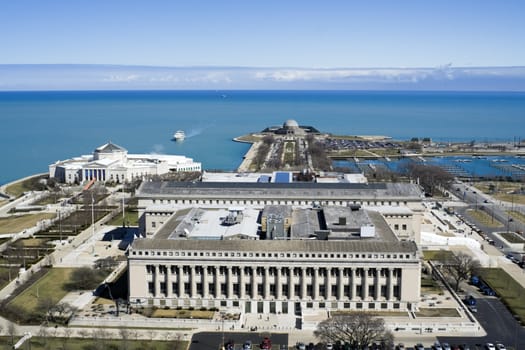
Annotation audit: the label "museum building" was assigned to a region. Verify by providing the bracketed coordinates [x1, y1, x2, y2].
[127, 180, 423, 315]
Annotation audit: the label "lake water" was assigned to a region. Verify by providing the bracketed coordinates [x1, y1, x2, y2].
[1, 90, 524, 185]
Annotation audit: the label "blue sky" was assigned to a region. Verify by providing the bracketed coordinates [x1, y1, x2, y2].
[1, 0, 525, 90]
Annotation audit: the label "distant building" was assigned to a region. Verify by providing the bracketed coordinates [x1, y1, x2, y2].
[49, 142, 201, 184]
[261, 119, 320, 136]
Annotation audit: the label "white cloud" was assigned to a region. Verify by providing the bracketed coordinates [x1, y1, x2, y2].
[103, 74, 140, 82]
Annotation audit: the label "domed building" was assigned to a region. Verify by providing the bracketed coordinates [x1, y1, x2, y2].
[262, 120, 320, 135]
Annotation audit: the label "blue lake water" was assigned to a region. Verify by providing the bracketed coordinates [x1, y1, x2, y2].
[1, 90, 524, 185]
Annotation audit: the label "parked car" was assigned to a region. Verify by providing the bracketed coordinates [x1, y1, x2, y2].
[296, 342, 306, 350]
[243, 340, 252, 350]
[485, 343, 496, 350]
[433, 342, 443, 350]
[442, 343, 451, 350]
[326, 343, 334, 350]
[495, 343, 506, 350]
[415, 344, 425, 350]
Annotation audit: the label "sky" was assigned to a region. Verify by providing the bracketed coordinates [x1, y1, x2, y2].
[1, 0, 525, 90]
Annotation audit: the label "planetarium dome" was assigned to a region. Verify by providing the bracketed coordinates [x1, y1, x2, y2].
[283, 119, 299, 129]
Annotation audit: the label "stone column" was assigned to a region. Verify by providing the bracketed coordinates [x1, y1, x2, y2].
[264, 266, 270, 299]
[350, 268, 357, 300]
[154, 265, 160, 297]
[375, 268, 381, 300]
[251, 268, 257, 299]
[337, 267, 344, 300]
[239, 267, 245, 299]
[178, 265, 184, 297]
[288, 268, 294, 300]
[203, 266, 209, 298]
[276, 267, 282, 300]
[227, 266, 233, 299]
[363, 268, 369, 300]
[190, 266, 196, 298]
[388, 268, 394, 300]
[326, 267, 332, 300]
[215, 266, 221, 298]
[313, 267, 319, 300]
[301, 267, 307, 299]
[167, 266, 173, 297]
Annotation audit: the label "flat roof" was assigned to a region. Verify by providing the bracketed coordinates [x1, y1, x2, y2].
[137, 181, 423, 200]
[131, 237, 418, 254]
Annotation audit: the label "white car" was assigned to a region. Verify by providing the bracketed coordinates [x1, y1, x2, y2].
[485, 343, 496, 350]
[326, 343, 334, 350]
[495, 344, 506, 350]
[433, 342, 442, 350]
[442, 343, 451, 350]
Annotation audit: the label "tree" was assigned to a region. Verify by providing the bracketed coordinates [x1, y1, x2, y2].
[68, 266, 103, 290]
[403, 163, 454, 196]
[314, 312, 394, 349]
[7, 321, 17, 347]
[439, 252, 481, 292]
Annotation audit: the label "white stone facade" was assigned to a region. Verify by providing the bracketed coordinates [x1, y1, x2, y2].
[49, 142, 201, 184]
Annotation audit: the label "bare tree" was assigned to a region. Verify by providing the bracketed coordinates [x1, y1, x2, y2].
[439, 252, 481, 292]
[403, 163, 454, 196]
[7, 321, 17, 347]
[314, 312, 393, 349]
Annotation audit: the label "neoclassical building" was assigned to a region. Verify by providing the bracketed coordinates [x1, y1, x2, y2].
[128, 180, 423, 315]
[49, 142, 201, 184]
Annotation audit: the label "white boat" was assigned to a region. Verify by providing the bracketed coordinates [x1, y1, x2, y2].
[173, 130, 185, 140]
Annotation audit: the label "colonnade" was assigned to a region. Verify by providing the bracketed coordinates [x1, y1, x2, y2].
[146, 263, 401, 302]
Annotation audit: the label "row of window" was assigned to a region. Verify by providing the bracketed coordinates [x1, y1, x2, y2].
[150, 199, 410, 206]
[147, 281, 401, 300]
[145, 265, 402, 278]
[132, 250, 414, 260]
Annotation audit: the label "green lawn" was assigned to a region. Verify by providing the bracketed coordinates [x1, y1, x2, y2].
[508, 210, 525, 225]
[500, 232, 525, 244]
[5, 175, 48, 198]
[8, 268, 75, 314]
[151, 308, 215, 319]
[422, 250, 454, 261]
[0, 336, 188, 350]
[107, 210, 139, 226]
[415, 308, 460, 317]
[466, 209, 504, 228]
[479, 268, 525, 324]
[0, 213, 56, 234]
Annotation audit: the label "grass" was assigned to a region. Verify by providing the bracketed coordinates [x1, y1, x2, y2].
[466, 209, 504, 228]
[420, 275, 443, 294]
[332, 310, 408, 317]
[507, 210, 525, 224]
[5, 175, 48, 198]
[8, 268, 75, 313]
[0, 213, 56, 234]
[0, 336, 188, 350]
[479, 267, 525, 324]
[422, 250, 455, 261]
[107, 210, 139, 226]
[475, 181, 525, 205]
[499, 232, 525, 244]
[151, 309, 215, 319]
[13, 238, 50, 247]
[415, 308, 460, 317]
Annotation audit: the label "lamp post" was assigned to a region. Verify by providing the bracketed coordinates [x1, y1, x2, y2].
[91, 192, 95, 238]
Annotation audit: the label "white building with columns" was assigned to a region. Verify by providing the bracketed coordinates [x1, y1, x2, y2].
[128, 179, 423, 316]
[49, 142, 201, 184]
